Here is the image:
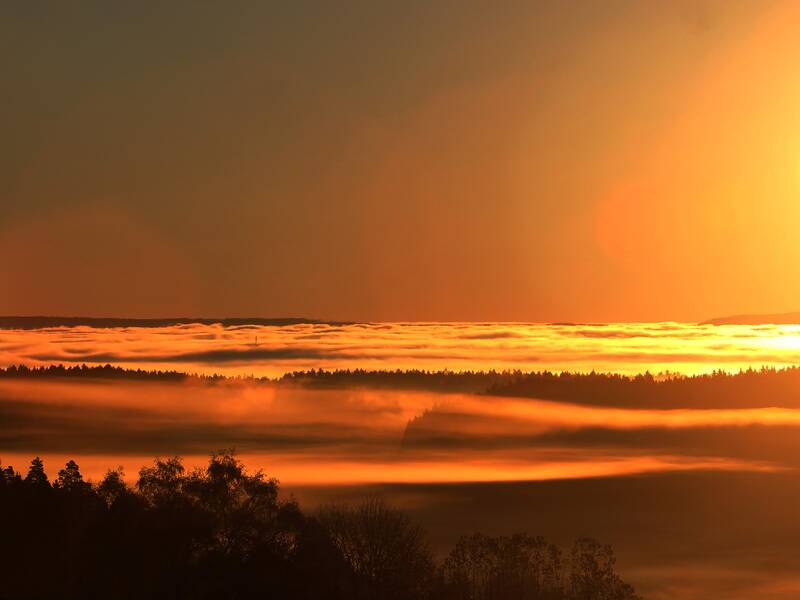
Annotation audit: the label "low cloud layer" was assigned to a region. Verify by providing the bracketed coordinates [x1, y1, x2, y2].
[3, 321, 800, 378]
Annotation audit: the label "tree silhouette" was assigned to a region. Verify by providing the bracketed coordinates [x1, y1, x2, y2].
[568, 538, 641, 600]
[96, 467, 128, 505]
[317, 496, 434, 600]
[24, 456, 49, 487]
[0, 463, 20, 486]
[55, 460, 92, 493]
[137, 456, 187, 504]
[439, 532, 563, 599]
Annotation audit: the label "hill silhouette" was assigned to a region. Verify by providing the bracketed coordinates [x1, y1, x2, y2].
[6, 364, 800, 408]
[0, 452, 642, 600]
[483, 367, 800, 408]
[701, 312, 800, 325]
[279, 366, 800, 408]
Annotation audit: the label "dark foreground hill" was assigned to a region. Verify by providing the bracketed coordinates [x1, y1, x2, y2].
[0, 452, 641, 600]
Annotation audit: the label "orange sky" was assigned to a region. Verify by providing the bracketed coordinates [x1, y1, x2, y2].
[2, 1, 800, 321]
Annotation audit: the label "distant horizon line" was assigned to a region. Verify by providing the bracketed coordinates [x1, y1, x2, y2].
[1, 312, 800, 329]
[0, 311, 800, 329]
[0, 315, 701, 328]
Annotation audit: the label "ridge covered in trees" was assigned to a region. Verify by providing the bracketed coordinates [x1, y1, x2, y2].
[0, 453, 641, 600]
[484, 366, 800, 408]
[6, 363, 800, 408]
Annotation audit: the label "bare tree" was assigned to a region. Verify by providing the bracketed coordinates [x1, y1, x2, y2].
[317, 496, 434, 600]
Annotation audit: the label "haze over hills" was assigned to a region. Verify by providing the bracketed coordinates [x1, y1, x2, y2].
[701, 312, 800, 325]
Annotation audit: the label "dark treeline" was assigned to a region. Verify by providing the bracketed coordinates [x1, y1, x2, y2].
[0, 364, 493, 391]
[287, 366, 800, 407]
[280, 368, 509, 392]
[0, 363, 197, 382]
[7, 363, 800, 408]
[485, 366, 800, 408]
[0, 364, 504, 392]
[0, 453, 641, 600]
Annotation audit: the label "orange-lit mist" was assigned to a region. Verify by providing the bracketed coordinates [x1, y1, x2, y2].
[0, 378, 793, 485]
[3, 322, 800, 377]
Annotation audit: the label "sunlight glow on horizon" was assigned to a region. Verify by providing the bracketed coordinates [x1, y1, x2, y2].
[3, 321, 800, 378]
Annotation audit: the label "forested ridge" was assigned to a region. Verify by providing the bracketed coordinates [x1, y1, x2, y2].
[6, 363, 800, 408]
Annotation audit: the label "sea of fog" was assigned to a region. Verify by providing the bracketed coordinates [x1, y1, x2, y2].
[3, 321, 800, 377]
[5, 321, 800, 598]
[4, 379, 795, 484]
[4, 378, 800, 599]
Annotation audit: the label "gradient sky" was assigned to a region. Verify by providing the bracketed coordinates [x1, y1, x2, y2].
[3, 1, 799, 321]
